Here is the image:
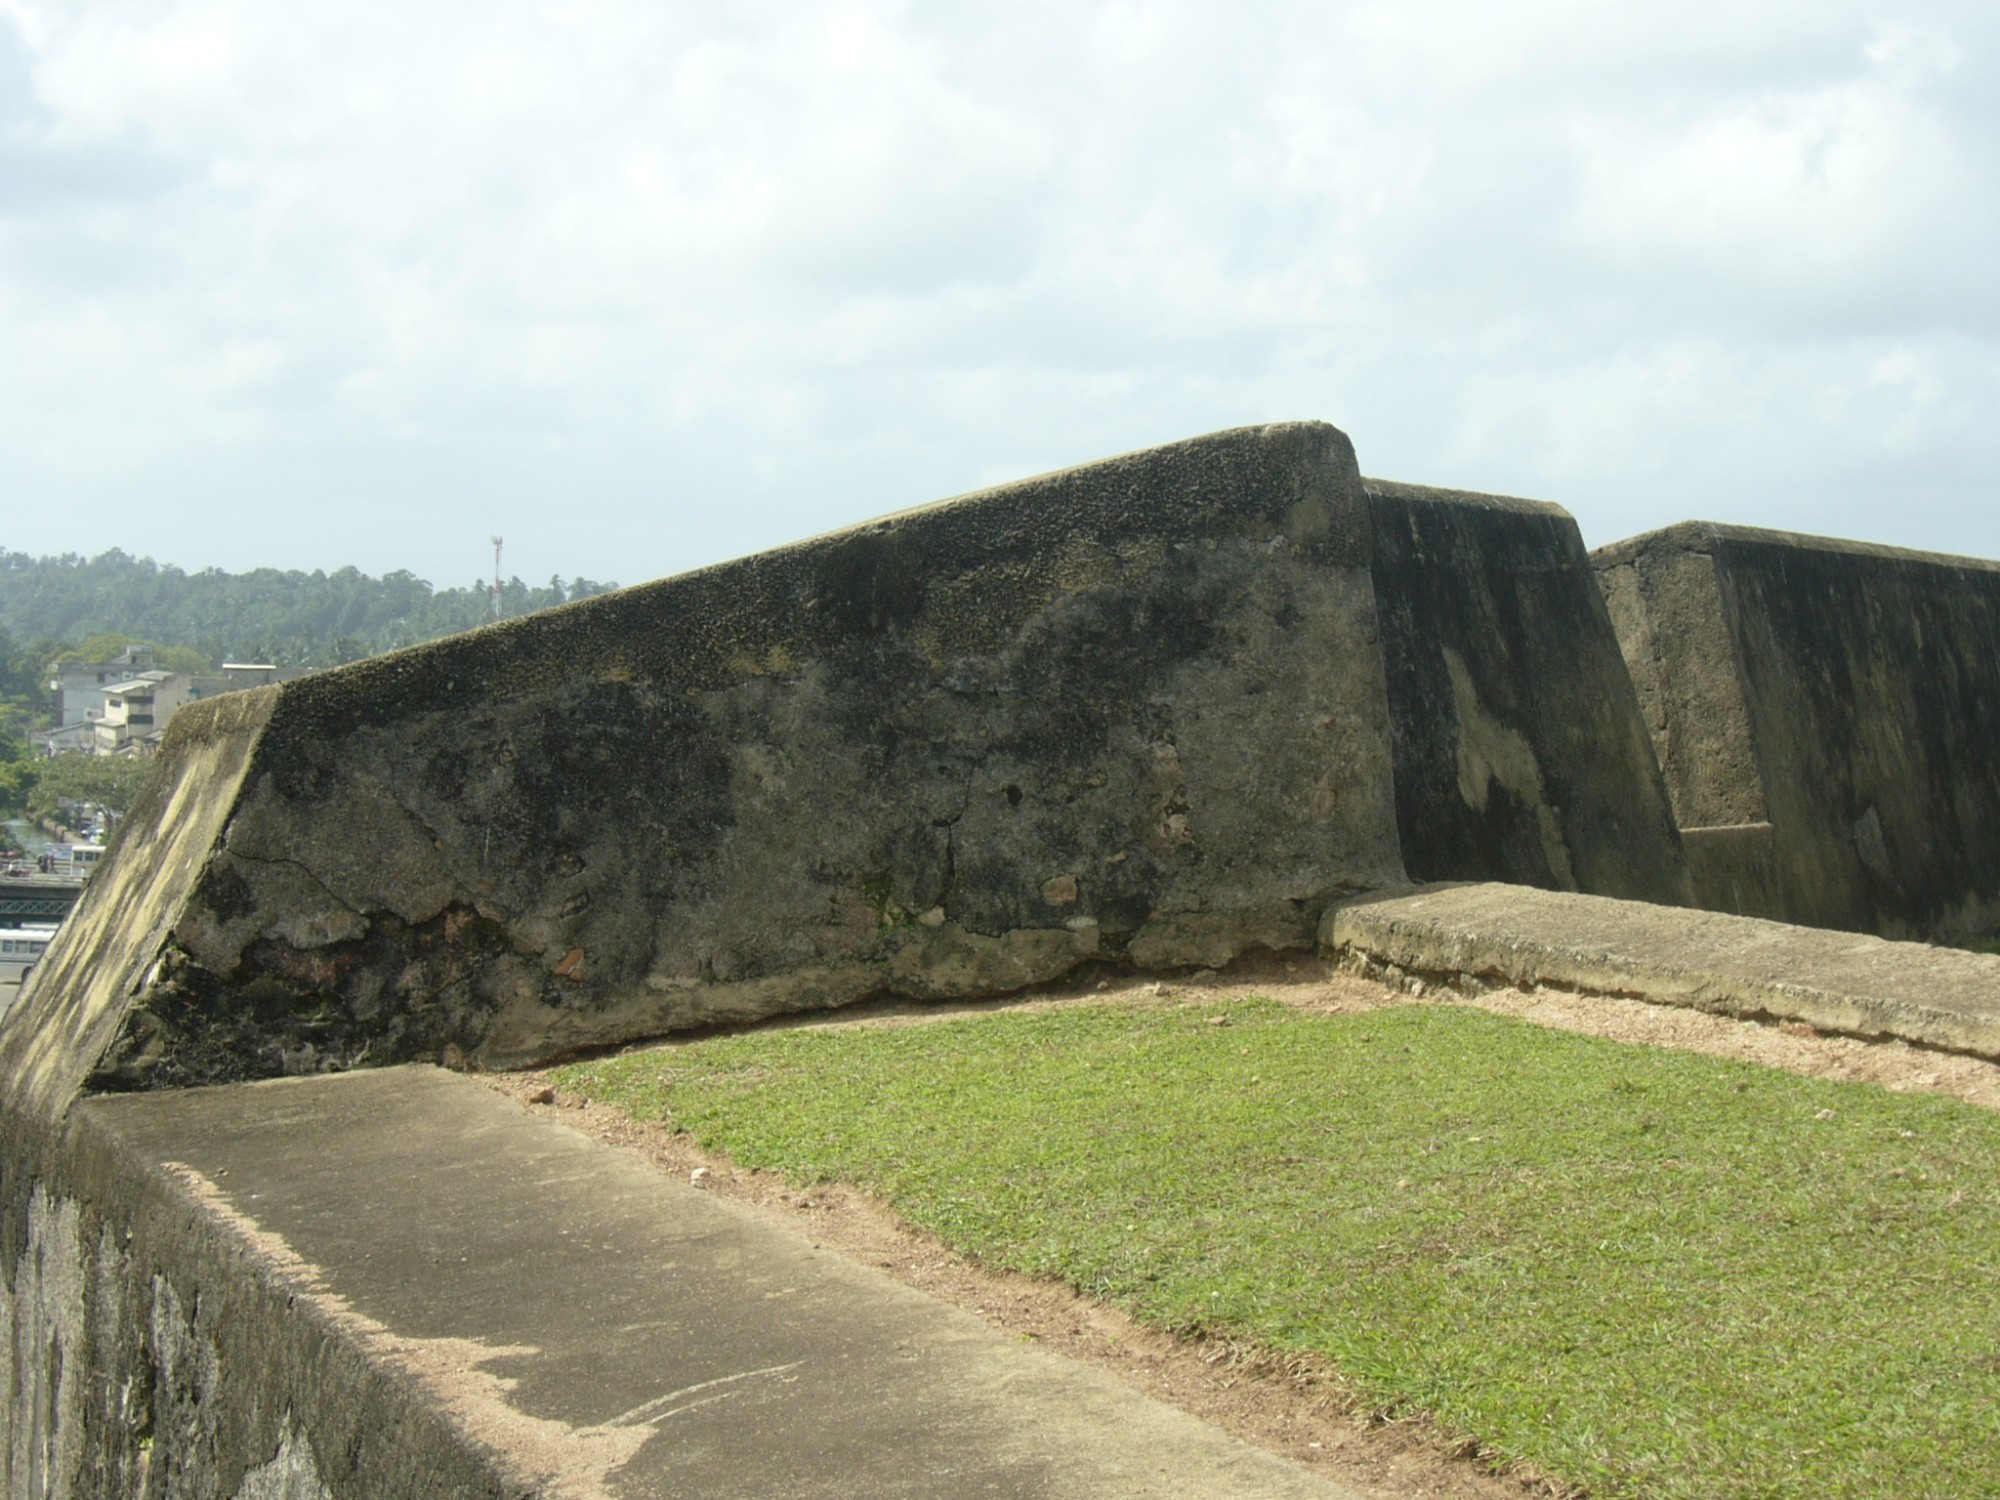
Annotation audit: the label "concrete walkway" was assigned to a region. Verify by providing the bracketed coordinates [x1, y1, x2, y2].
[90, 1065, 1360, 1500]
[1328, 882, 2000, 1058]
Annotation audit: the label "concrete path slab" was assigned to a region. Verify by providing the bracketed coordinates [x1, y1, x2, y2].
[87, 1065, 1361, 1500]
[1328, 882, 2000, 1058]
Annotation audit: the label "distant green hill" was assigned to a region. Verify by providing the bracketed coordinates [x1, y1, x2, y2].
[0, 549, 620, 670]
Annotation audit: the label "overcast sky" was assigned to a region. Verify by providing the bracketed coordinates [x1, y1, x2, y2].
[3, 1, 1996, 591]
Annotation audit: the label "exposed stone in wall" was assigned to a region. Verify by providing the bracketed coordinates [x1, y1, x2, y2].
[1, 1175, 263, 1499]
[1595, 544, 1767, 830]
[1593, 522, 2000, 943]
[233, 1422, 330, 1500]
[0, 1099, 518, 1499]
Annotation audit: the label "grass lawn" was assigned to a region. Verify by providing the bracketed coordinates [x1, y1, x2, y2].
[553, 997, 2000, 1499]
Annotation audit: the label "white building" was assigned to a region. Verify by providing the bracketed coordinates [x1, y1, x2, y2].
[30, 720, 96, 756]
[48, 646, 156, 727]
[92, 671, 194, 756]
[42, 654, 293, 759]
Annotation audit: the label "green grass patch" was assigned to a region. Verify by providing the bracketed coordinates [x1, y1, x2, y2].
[554, 999, 2000, 1499]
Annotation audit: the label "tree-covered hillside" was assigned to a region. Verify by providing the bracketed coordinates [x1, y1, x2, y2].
[0, 553, 625, 824]
[0, 549, 621, 671]
[0, 626, 43, 818]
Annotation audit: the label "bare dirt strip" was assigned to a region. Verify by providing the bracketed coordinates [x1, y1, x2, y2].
[480, 955, 2000, 1500]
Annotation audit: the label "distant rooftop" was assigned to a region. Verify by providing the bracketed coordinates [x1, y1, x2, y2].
[103, 671, 174, 694]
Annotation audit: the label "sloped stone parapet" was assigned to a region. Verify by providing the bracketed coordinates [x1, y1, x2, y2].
[1326, 882, 2000, 1059]
[1364, 481, 1690, 906]
[0, 688, 280, 1122]
[1594, 522, 2000, 943]
[3, 422, 1409, 1088]
[4, 422, 1719, 1095]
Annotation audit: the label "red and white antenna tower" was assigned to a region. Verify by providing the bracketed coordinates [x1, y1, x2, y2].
[490, 535, 504, 620]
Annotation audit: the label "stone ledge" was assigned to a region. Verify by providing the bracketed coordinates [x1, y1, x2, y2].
[1325, 882, 2000, 1059]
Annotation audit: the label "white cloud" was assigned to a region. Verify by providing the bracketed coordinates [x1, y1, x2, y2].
[1569, 37, 1995, 333]
[0, 0, 1997, 587]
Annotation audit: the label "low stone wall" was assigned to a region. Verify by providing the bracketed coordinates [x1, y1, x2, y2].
[1326, 882, 2000, 1058]
[0, 1094, 504, 1499]
[1595, 523, 2000, 943]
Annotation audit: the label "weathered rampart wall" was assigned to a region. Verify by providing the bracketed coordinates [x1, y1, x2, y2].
[1, 422, 1694, 1102]
[11, 419, 2000, 1496]
[1595, 522, 2000, 943]
[0, 418, 1703, 1493]
[1364, 481, 1689, 906]
[4, 423, 1391, 1092]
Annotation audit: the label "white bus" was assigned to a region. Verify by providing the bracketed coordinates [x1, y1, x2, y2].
[48, 843, 106, 877]
[0, 925, 57, 986]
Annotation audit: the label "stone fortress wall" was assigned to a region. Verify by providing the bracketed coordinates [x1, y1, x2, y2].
[5, 420, 1999, 1497]
[1, 420, 1698, 1101]
[1595, 522, 2000, 945]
